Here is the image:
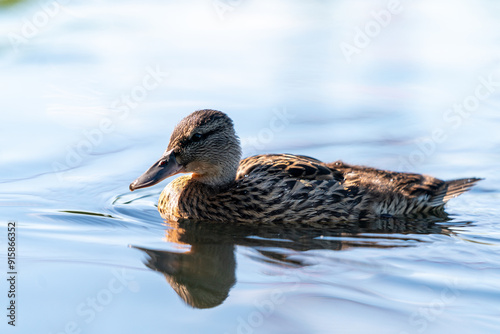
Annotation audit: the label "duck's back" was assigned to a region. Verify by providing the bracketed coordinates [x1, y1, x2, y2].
[233, 154, 481, 221]
[231, 154, 369, 222]
[327, 160, 481, 215]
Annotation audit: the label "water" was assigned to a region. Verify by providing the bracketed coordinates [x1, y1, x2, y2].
[1, 0, 500, 333]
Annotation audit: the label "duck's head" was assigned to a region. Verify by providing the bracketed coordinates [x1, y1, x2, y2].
[130, 109, 241, 191]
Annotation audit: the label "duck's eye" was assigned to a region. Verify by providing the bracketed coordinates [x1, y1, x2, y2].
[191, 133, 203, 142]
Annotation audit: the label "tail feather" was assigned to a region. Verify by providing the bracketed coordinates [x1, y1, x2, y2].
[428, 178, 482, 207]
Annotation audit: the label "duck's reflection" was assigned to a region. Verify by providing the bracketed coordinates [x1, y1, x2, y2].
[134, 216, 470, 309]
[134, 242, 235, 309]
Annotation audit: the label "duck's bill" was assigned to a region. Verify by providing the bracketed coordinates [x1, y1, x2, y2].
[129, 150, 184, 191]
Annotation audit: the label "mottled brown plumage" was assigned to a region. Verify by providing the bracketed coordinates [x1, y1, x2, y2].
[130, 109, 481, 223]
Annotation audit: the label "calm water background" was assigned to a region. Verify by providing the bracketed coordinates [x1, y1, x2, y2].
[1, 0, 500, 333]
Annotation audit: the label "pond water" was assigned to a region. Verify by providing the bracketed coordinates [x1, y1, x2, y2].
[1, 0, 500, 333]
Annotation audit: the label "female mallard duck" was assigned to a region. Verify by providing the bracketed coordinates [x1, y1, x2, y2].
[130, 109, 481, 223]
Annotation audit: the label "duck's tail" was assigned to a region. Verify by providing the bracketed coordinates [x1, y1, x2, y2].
[428, 178, 483, 207]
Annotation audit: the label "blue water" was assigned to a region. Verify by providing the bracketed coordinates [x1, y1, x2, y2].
[1, 0, 500, 333]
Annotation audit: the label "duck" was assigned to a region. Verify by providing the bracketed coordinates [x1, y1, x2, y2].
[129, 109, 481, 223]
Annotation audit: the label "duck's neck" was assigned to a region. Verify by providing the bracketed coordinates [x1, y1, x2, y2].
[189, 150, 240, 188]
[191, 167, 237, 189]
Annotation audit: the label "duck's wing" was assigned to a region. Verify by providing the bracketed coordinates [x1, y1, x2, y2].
[328, 161, 482, 208]
[233, 154, 369, 221]
[237, 154, 344, 182]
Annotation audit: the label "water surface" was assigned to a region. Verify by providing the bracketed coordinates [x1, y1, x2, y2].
[1, 0, 500, 333]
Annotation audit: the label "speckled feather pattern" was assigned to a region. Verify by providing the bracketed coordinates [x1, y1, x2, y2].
[158, 153, 480, 223]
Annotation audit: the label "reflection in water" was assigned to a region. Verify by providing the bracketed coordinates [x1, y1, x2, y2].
[134, 243, 235, 309]
[134, 216, 471, 309]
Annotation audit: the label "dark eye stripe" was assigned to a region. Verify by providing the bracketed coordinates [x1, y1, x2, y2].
[188, 127, 222, 144]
